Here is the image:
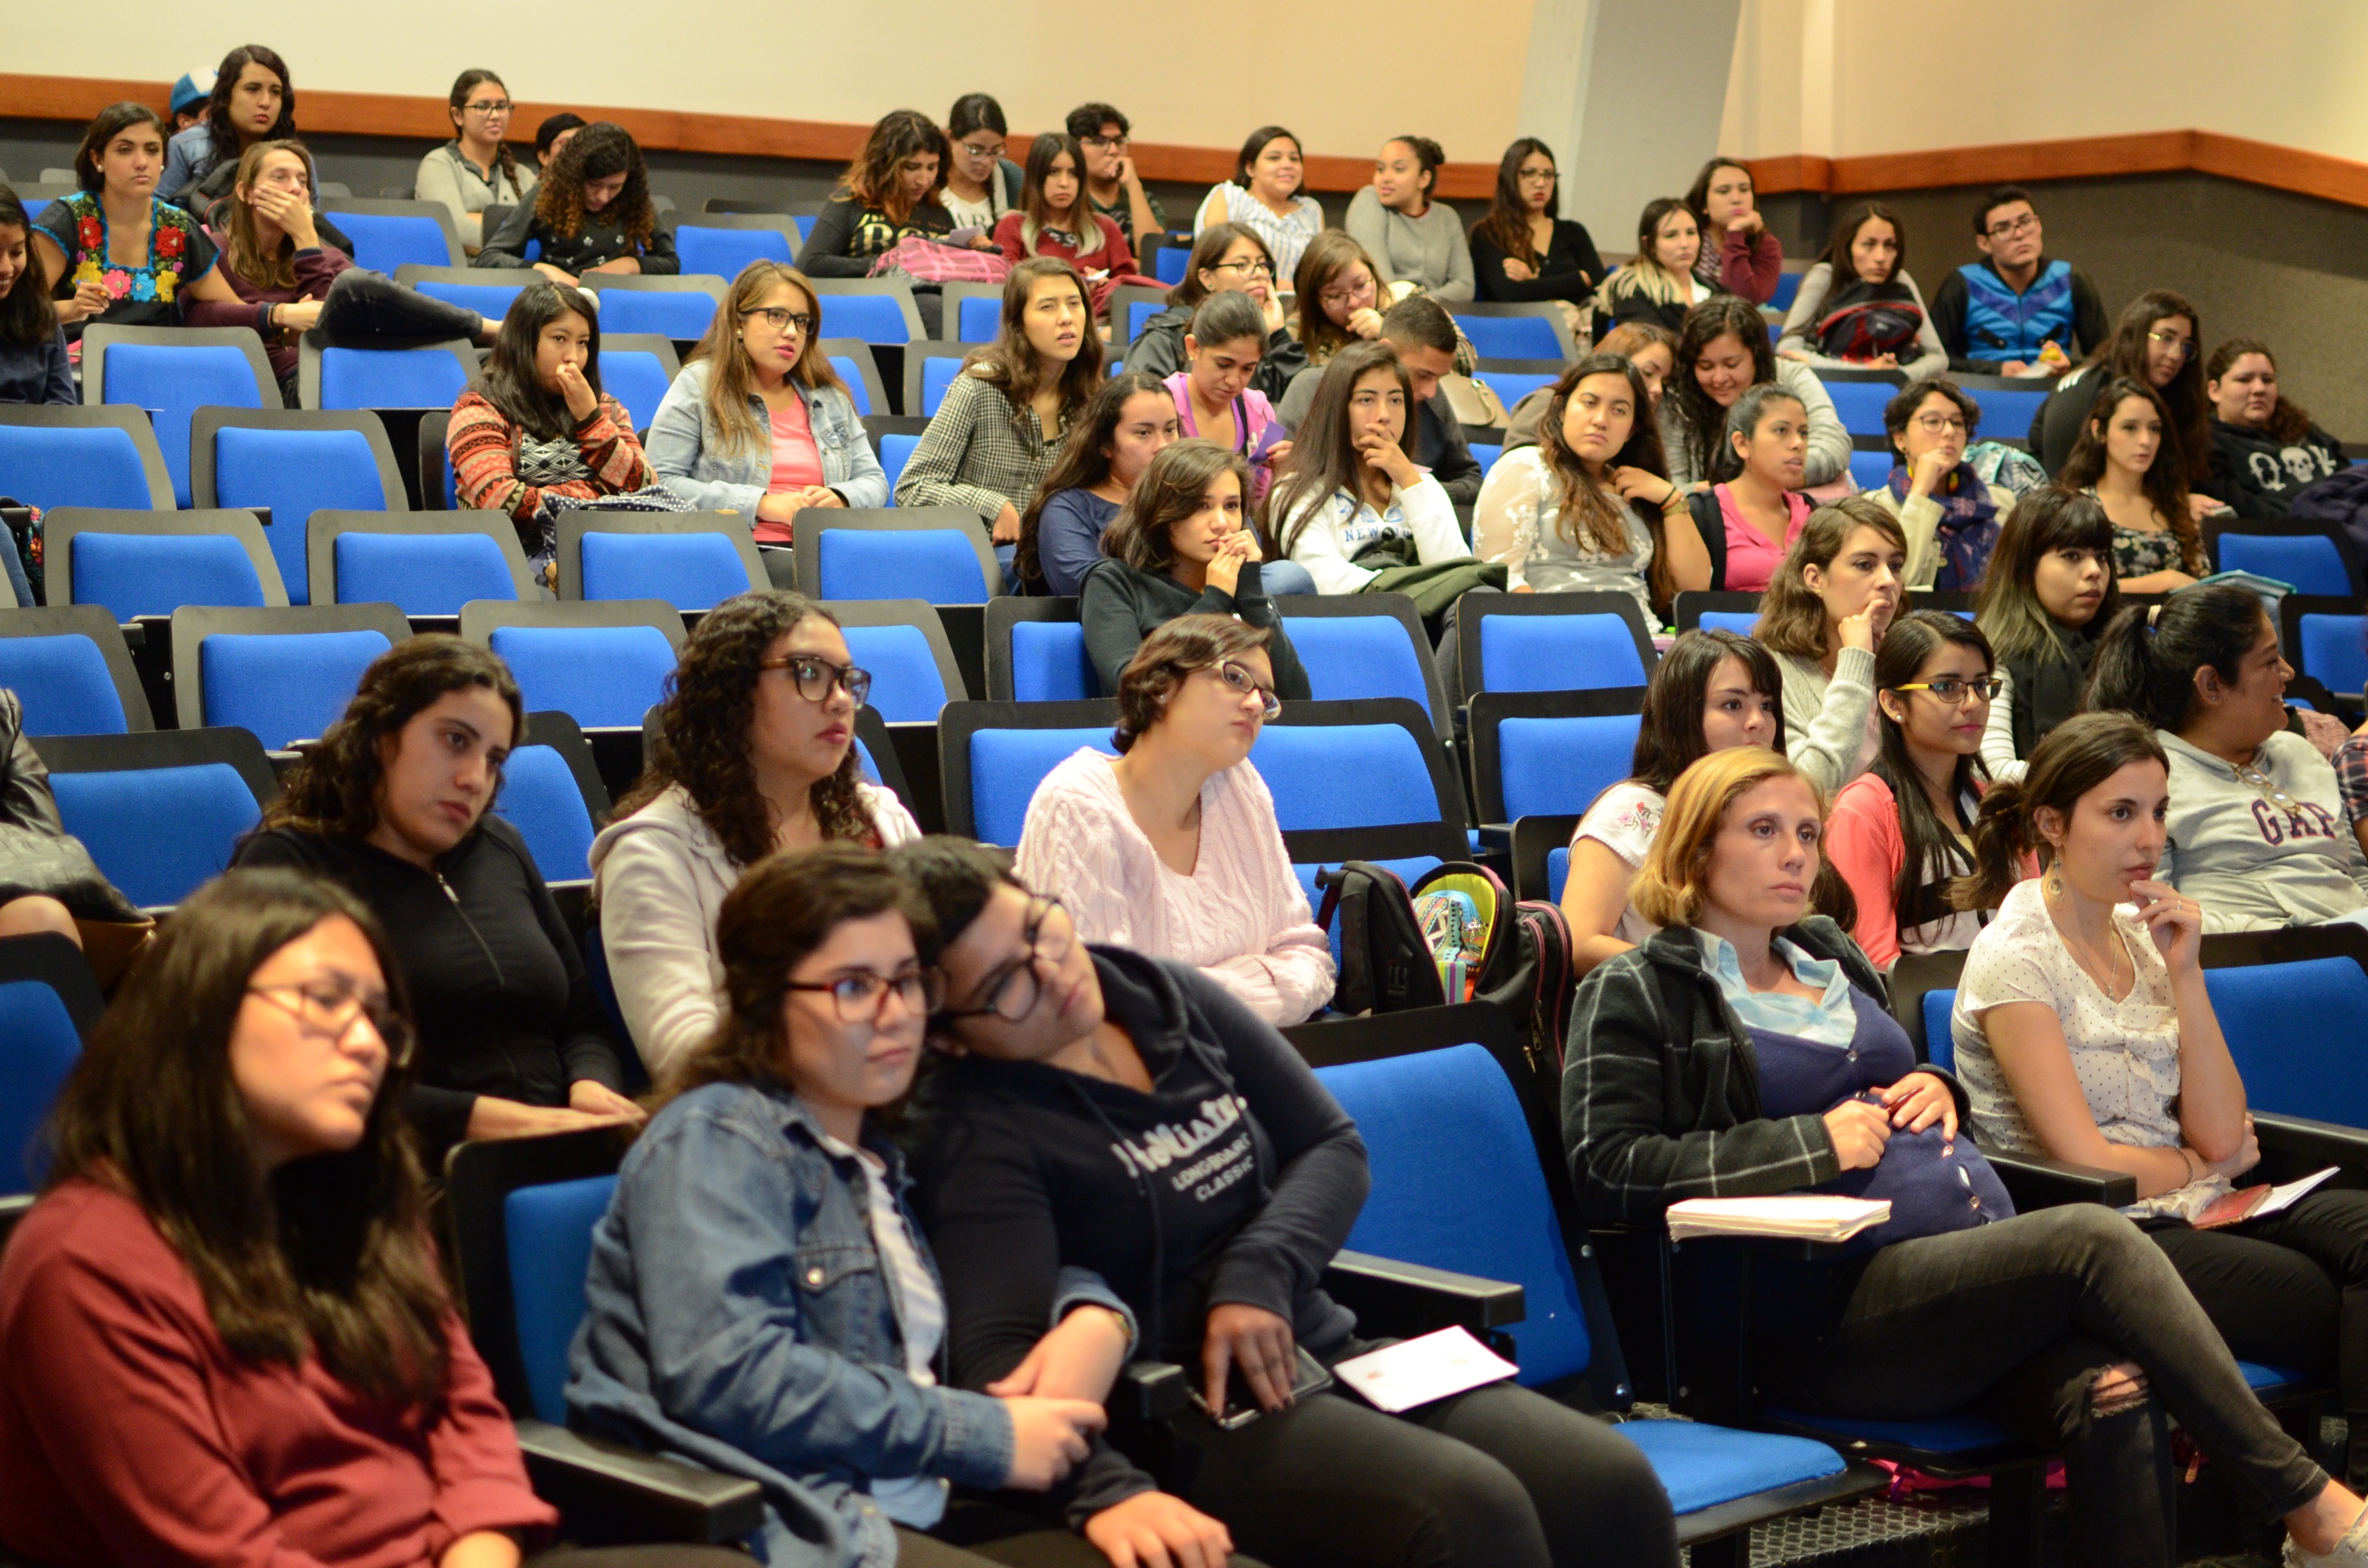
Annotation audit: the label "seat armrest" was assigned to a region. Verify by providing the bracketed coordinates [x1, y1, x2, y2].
[515, 1417, 764, 1544]
[2255, 1113, 2368, 1175]
[1984, 1148, 2137, 1210]
[1115, 1359, 1192, 1421]
[1321, 1249, 1525, 1338]
[0, 1194, 31, 1259]
[1472, 823, 1513, 854]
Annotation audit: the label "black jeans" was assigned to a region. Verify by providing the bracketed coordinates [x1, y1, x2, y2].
[1758, 1205, 2327, 1568]
[1167, 1359, 1679, 1568]
[2150, 1186, 2368, 1489]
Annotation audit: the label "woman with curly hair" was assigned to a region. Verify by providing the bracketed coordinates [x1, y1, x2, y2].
[232, 636, 639, 1164]
[476, 121, 677, 285]
[593, 591, 921, 1082]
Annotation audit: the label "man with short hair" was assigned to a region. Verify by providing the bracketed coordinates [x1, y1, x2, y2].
[1277, 295, 1484, 506]
[167, 71, 213, 133]
[1927, 186, 2107, 378]
[1065, 102, 1167, 247]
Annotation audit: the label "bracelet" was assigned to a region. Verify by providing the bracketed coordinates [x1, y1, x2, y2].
[2178, 1147, 2204, 1185]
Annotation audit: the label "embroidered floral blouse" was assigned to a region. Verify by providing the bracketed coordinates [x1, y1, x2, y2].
[33, 192, 219, 334]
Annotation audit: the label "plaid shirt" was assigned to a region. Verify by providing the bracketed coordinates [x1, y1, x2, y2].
[892, 371, 1068, 522]
[2337, 735, 2368, 827]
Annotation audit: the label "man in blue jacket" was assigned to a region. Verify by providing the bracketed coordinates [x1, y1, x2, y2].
[1928, 186, 2109, 377]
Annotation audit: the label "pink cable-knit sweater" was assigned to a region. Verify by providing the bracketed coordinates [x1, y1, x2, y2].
[1015, 749, 1336, 1025]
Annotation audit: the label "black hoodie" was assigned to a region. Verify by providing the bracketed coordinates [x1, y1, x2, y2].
[912, 945, 1367, 1521]
[2208, 416, 2345, 521]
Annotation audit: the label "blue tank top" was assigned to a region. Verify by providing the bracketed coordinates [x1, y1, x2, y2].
[1748, 988, 2013, 1258]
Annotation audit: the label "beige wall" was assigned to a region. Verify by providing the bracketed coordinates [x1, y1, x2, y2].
[1720, 0, 2368, 161]
[10, 1, 1535, 162]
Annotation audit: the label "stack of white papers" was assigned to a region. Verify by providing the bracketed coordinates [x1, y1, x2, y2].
[1665, 1195, 1892, 1243]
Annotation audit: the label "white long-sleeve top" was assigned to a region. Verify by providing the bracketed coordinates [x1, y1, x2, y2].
[1014, 749, 1336, 1025]
[1279, 473, 1465, 595]
[589, 782, 921, 1082]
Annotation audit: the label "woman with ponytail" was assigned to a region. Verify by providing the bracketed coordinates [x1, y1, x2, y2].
[2083, 584, 2368, 930]
[416, 70, 534, 251]
[1950, 711, 2368, 1491]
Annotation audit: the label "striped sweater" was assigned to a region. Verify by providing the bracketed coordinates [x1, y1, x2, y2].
[446, 390, 654, 539]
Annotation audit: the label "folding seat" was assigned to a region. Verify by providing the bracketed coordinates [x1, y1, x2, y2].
[492, 712, 612, 884]
[671, 218, 796, 281]
[807, 279, 925, 347]
[1671, 590, 1763, 637]
[581, 275, 728, 341]
[2205, 518, 2358, 597]
[34, 728, 278, 909]
[297, 334, 475, 414]
[318, 198, 465, 272]
[599, 334, 682, 434]
[986, 597, 1094, 703]
[44, 509, 286, 621]
[1276, 594, 1450, 739]
[901, 340, 971, 418]
[1448, 302, 1575, 361]
[392, 263, 539, 323]
[1814, 368, 1907, 439]
[1948, 374, 2051, 445]
[2281, 594, 2368, 706]
[793, 509, 998, 604]
[459, 599, 684, 731]
[1468, 689, 1647, 827]
[864, 414, 926, 502]
[937, 699, 1121, 847]
[554, 514, 765, 612]
[192, 409, 405, 605]
[1108, 285, 1167, 348]
[942, 281, 1004, 343]
[80, 325, 275, 507]
[168, 603, 412, 749]
[0, 933, 102, 1195]
[0, 607, 149, 735]
[823, 340, 890, 418]
[0, 406, 173, 514]
[1457, 591, 1656, 698]
[308, 510, 534, 614]
[821, 600, 968, 723]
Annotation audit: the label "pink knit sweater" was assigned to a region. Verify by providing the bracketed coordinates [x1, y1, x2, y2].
[1014, 749, 1336, 1025]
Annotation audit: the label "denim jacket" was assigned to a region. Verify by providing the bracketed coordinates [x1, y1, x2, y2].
[566, 1081, 1128, 1567]
[645, 359, 889, 514]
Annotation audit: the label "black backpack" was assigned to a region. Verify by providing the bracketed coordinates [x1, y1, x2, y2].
[1314, 860, 1577, 1077]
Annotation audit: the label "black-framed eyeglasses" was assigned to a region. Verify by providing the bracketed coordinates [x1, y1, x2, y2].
[1984, 213, 2040, 240]
[464, 101, 513, 116]
[1081, 135, 1130, 151]
[758, 653, 871, 706]
[1213, 659, 1282, 720]
[938, 896, 1074, 1022]
[784, 966, 943, 1023]
[1209, 256, 1273, 278]
[246, 980, 415, 1070]
[1891, 676, 2003, 705]
[1516, 167, 1558, 184]
[742, 306, 815, 337]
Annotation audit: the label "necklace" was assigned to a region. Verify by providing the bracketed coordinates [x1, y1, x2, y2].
[2044, 883, 2132, 1000]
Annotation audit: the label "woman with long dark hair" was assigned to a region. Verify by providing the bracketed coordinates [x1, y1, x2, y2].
[1754, 496, 1907, 795]
[595, 591, 921, 1082]
[2032, 290, 2212, 489]
[797, 108, 978, 282]
[477, 122, 677, 285]
[1856, 378, 2011, 592]
[1163, 291, 1292, 507]
[1775, 200, 1946, 378]
[1079, 439, 1310, 700]
[2058, 375, 2209, 594]
[1273, 339, 1469, 595]
[31, 102, 242, 334]
[2204, 338, 2346, 521]
[1561, 627, 1785, 972]
[941, 91, 1022, 232]
[1474, 353, 1700, 624]
[1192, 126, 1324, 285]
[0, 186, 70, 403]
[1975, 487, 2122, 781]
[991, 133, 1156, 315]
[1827, 610, 1996, 968]
[1468, 138, 1606, 310]
[1659, 296, 1849, 487]
[2084, 583, 2368, 931]
[896, 258, 1104, 549]
[416, 69, 534, 252]
[158, 43, 302, 204]
[1289, 229, 1390, 368]
[1683, 154, 1780, 306]
[233, 635, 637, 1161]
[1015, 370, 1180, 595]
[1128, 222, 1306, 395]
[446, 280, 655, 565]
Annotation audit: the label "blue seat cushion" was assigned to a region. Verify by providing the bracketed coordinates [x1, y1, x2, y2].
[335, 531, 516, 614]
[589, 291, 717, 339]
[416, 280, 525, 319]
[2207, 958, 2368, 1125]
[969, 728, 1114, 845]
[1479, 614, 1647, 692]
[1922, 989, 1956, 1072]
[1821, 381, 1895, 437]
[0, 635, 128, 735]
[675, 227, 791, 277]
[816, 530, 985, 604]
[1455, 315, 1559, 359]
[1698, 610, 1758, 635]
[1010, 622, 1094, 702]
[200, 628, 393, 749]
[0, 981, 81, 1195]
[921, 357, 964, 416]
[493, 745, 596, 881]
[318, 346, 470, 411]
[211, 425, 391, 605]
[602, 352, 675, 434]
[0, 423, 154, 513]
[1497, 714, 1640, 822]
[839, 624, 949, 723]
[580, 532, 749, 611]
[72, 531, 266, 621]
[1615, 1419, 1846, 1516]
[325, 213, 450, 274]
[876, 434, 920, 499]
[488, 625, 676, 729]
[1762, 1403, 2014, 1455]
[2299, 614, 2367, 699]
[1546, 845, 1570, 903]
[830, 357, 873, 416]
[957, 295, 1000, 341]
[1247, 724, 1438, 832]
[2219, 533, 2351, 596]
[1285, 617, 1434, 719]
[507, 1175, 618, 1423]
[49, 762, 261, 908]
[818, 295, 911, 346]
[103, 343, 265, 507]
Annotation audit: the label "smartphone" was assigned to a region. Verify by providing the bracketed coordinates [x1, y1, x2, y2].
[1187, 1345, 1334, 1430]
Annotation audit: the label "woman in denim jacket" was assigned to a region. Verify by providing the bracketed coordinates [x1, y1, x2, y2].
[646, 261, 889, 547]
[568, 846, 1142, 1568]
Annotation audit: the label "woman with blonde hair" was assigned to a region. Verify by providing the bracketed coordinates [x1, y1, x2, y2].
[646, 259, 887, 553]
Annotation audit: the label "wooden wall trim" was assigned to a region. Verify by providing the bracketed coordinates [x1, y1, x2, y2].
[0, 73, 1499, 199]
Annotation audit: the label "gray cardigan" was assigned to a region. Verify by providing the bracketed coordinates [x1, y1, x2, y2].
[1344, 188, 1475, 303]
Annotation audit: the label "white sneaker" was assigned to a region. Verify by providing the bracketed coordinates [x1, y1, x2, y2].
[2288, 1504, 2368, 1567]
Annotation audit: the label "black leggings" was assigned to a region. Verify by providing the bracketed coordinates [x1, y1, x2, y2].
[1167, 1360, 1678, 1568]
[2150, 1186, 2368, 1489]
[1758, 1205, 2328, 1568]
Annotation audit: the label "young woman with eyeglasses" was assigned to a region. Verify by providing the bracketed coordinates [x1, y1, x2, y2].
[2030, 291, 2212, 495]
[1078, 439, 1311, 703]
[901, 829, 1679, 1568]
[233, 637, 640, 1164]
[416, 69, 534, 251]
[2084, 582, 2368, 932]
[941, 92, 1024, 234]
[1859, 378, 2012, 592]
[1468, 138, 1606, 313]
[647, 260, 887, 548]
[0, 871, 752, 1568]
[570, 844, 1146, 1568]
[1825, 610, 1998, 969]
[1017, 613, 1329, 1027]
[1128, 222, 1306, 396]
[595, 591, 921, 1083]
[1290, 229, 1388, 368]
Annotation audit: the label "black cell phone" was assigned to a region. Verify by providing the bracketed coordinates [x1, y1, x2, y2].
[1187, 1344, 1335, 1429]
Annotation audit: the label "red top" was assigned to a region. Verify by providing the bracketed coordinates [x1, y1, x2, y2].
[0, 1179, 555, 1567]
[1717, 226, 1784, 306]
[989, 211, 1156, 313]
[761, 398, 824, 543]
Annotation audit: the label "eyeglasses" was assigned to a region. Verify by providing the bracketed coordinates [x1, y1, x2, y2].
[1081, 135, 1130, 151]
[1912, 413, 1968, 436]
[464, 101, 513, 116]
[1212, 659, 1282, 719]
[939, 896, 1074, 1022]
[1984, 213, 2040, 240]
[1891, 676, 2003, 705]
[247, 979, 414, 1070]
[784, 965, 944, 1023]
[958, 140, 1006, 161]
[2235, 760, 2305, 819]
[757, 653, 872, 706]
[1317, 275, 1377, 308]
[741, 306, 816, 337]
[1208, 257, 1273, 278]
[1516, 168, 1558, 185]
[2146, 329, 2198, 361]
